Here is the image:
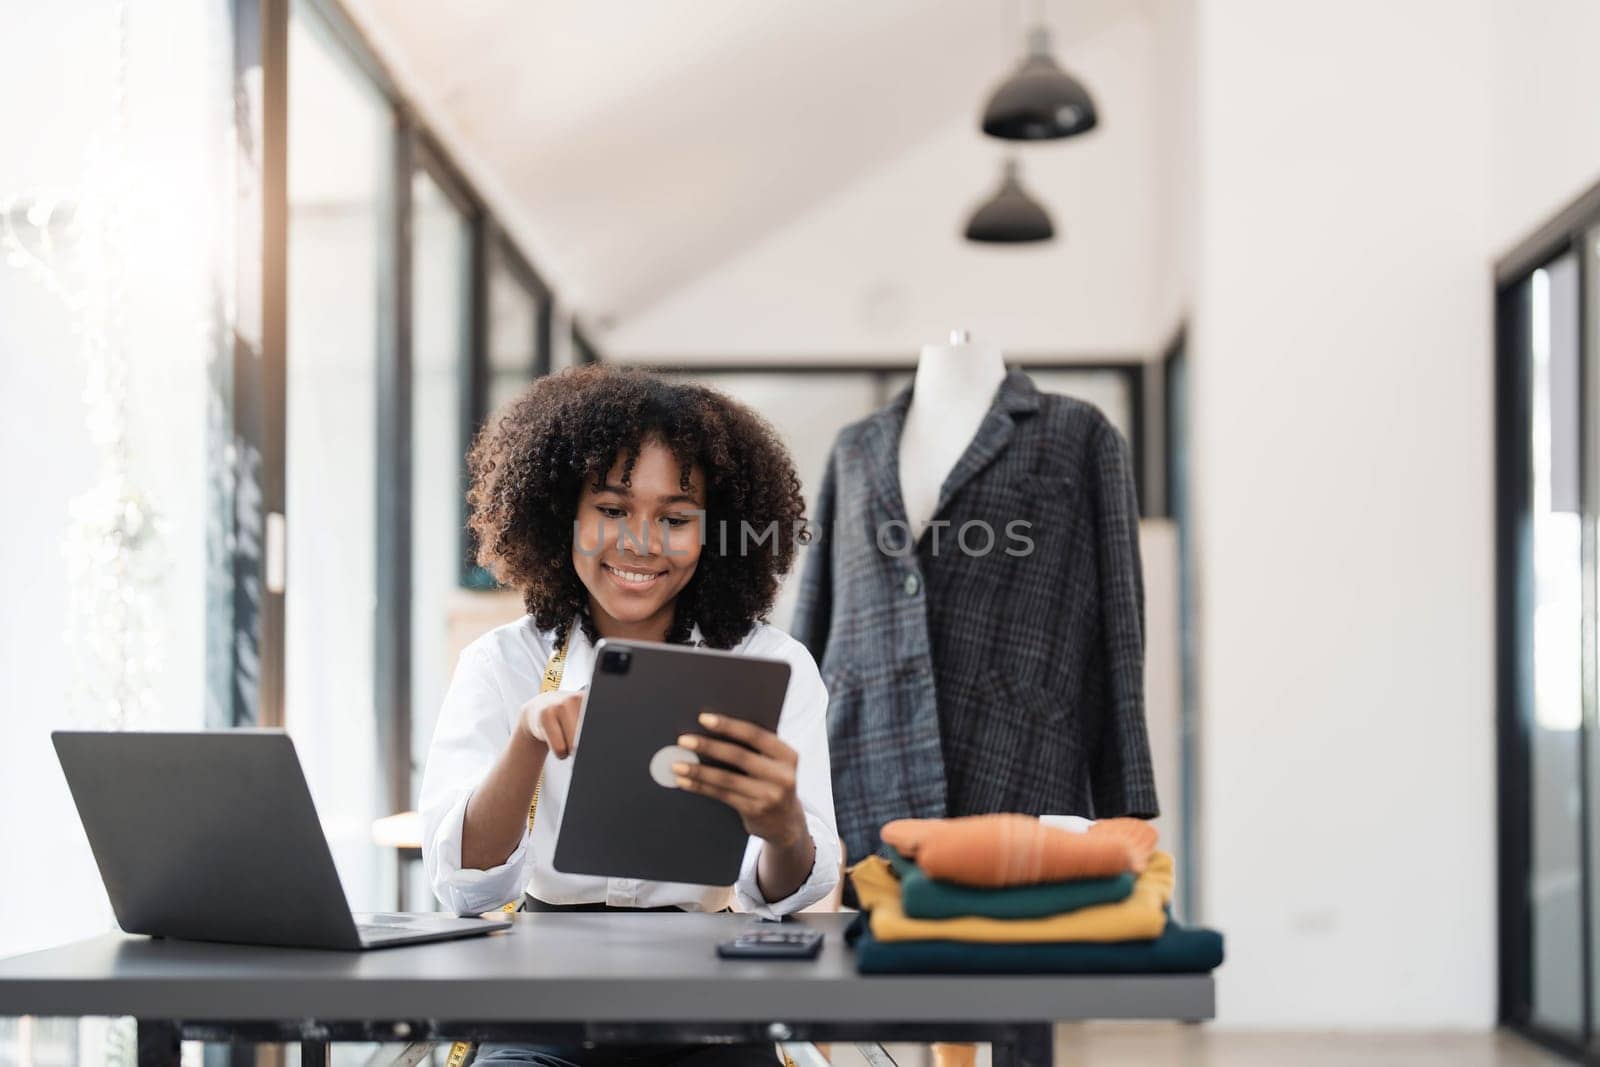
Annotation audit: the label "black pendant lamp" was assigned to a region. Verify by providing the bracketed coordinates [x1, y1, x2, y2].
[964, 158, 1054, 244]
[981, 25, 1097, 141]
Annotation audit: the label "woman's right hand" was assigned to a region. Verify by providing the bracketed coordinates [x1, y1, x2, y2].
[520, 688, 586, 759]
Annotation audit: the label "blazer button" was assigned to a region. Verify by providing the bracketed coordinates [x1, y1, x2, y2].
[903, 573, 921, 596]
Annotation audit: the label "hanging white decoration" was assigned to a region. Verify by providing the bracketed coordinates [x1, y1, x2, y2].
[0, 0, 167, 731]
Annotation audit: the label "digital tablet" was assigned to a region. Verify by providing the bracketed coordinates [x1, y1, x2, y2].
[552, 638, 791, 886]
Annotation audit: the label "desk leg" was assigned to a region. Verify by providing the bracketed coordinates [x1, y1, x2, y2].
[301, 1039, 331, 1067]
[993, 1025, 1052, 1067]
[136, 1020, 181, 1067]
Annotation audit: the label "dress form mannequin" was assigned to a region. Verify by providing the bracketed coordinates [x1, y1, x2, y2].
[899, 328, 1005, 1067]
[898, 329, 1008, 539]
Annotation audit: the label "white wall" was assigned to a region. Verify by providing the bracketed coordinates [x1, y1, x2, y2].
[1190, 0, 1496, 1029]
[606, 10, 1165, 361]
[1489, 0, 1600, 255]
[1148, 0, 1197, 339]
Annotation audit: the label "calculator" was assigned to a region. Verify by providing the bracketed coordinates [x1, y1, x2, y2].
[716, 925, 825, 960]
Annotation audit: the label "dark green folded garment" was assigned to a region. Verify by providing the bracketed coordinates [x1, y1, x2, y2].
[844, 912, 1225, 975]
[884, 847, 1135, 920]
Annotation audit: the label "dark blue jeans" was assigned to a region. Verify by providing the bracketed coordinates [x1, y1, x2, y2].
[471, 1043, 777, 1067]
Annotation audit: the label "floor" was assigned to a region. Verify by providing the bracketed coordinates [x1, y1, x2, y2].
[1047, 1025, 1572, 1065]
[282, 1028, 1583, 1067]
[852, 1029, 1572, 1067]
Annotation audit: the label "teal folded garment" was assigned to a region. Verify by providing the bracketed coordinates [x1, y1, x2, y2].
[845, 912, 1225, 975]
[885, 847, 1135, 920]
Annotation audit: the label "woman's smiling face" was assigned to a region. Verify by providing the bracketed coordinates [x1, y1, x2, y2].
[571, 438, 706, 639]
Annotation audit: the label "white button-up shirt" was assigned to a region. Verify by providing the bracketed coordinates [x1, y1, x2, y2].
[419, 616, 840, 917]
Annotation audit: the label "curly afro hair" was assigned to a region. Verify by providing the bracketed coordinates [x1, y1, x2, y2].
[466, 365, 810, 649]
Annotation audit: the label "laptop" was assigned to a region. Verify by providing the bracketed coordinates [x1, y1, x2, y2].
[53, 730, 512, 950]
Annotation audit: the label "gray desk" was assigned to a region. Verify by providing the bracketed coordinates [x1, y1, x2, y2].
[0, 913, 1214, 1067]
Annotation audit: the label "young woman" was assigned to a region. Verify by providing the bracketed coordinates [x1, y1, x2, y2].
[419, 366, 838, 1067]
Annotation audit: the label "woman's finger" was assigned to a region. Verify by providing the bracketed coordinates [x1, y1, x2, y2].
[696, 712, 795, 763]
[677, 734, 792, 786]
[675, 774, 760, 814]
[553, 697, 585, 755]
[543, 707, 570, 758]
[674, 759, 772, 801]
[559, 698, 583, 748]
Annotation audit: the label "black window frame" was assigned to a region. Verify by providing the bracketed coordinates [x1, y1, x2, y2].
[410, 130, 486, 595]
[1160, 328, 1199, 923]
[224, 0, 563, 832]
[573, 322, 603, 366]
[217, 0, 291, 732]
[461, 225, 553, 590]
[1496, 175, 1600, 1063]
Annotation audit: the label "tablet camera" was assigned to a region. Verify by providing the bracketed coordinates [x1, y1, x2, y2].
[600, 648, 632, 674]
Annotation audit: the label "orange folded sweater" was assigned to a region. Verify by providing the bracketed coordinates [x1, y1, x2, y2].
[878, 814, 1158, 888]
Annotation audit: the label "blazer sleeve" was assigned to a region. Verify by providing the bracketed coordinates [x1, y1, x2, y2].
[1089, 418, 1160, 818]
[790, 445, 838, 665]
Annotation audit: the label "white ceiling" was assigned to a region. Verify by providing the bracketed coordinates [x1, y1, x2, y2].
[346, 0, 1137, 328]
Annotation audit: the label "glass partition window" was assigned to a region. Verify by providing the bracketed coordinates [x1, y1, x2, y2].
[1496, 215, 1600, 1052]
[284, 7, 393, 912]
[1165, 342, 1198, 922]
[1525, 253, 1584, 1036]
[1587, 227, 1600, 1038]
[656, 372, 884, 629]
[486, 240, 540, 417]
[410, 168, 472, 808]
[0, 0, 223, 976]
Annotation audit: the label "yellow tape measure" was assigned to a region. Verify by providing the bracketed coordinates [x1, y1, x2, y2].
[522, 628, 572, 837]
[446, 628, 572, 1067]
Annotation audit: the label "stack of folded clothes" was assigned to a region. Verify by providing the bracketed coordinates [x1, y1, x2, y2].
[845, 814, 1225, 975]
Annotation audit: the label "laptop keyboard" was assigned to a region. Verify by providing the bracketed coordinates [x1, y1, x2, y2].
[358, 923, 429, 941]
[356, 913, 436, 941]
[355, 913, 501, 943]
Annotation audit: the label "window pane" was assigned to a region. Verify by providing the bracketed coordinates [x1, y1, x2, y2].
[1527, 253, 1583, 1036]
[1166, 347, 1198, 922]
[284, 8, 392, 911]
[0, 0, 224, 974]
[1587, 226, 1600, 1039]
[410, 169, 471, 818]
[486, 241, 538, 417]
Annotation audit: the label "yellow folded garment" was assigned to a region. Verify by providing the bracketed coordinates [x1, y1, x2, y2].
[849, 851, 1175, 944]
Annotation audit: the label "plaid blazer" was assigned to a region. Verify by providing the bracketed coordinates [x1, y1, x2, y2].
[792, 369, 1158, 863]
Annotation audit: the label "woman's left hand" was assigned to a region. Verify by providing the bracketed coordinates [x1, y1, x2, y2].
[673, 712, 807, 848]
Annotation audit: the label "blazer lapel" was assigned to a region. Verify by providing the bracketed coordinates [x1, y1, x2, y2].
[863, 368, 1042, 526]
[862, 384, 915, 524]
[931, 369, 1040, 518]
